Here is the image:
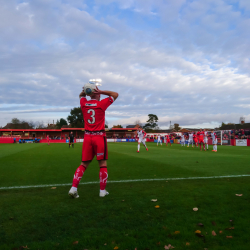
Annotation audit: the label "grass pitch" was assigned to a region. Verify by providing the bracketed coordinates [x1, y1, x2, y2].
[0, 143, 250, 250]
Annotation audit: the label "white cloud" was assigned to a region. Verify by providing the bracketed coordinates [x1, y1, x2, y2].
[0, 0, 250, 128]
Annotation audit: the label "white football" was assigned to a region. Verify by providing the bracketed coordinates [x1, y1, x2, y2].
[84, 82, 97, 96]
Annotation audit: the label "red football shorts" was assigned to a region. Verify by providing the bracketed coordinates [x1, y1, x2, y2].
[82, 135, 108, 162]
[199, 139, 204, 144]
[167, 139, 170, 143]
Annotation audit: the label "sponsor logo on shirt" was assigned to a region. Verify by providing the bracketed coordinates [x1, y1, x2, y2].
[85, 131, 105, 136]
[85, 103, 97, 106]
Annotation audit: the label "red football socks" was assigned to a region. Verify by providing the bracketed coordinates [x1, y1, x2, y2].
[99, 167, 108, 190]
[72, 165, 86, 188]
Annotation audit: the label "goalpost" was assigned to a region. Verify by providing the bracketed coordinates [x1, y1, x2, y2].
[215, 130, 231, 146]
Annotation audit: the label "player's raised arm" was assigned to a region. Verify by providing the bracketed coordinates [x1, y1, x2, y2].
[94, 87, 119, 100]
[79, 90, 86, 98]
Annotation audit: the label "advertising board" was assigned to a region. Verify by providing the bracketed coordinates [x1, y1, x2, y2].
[66, 139, 77, 143]
[107, 139, 115, 142]
[128, 139, 136, 142]
[76, 139, 84, 143]
[236, 139, 247, 146]
[222, 140, 230, 145]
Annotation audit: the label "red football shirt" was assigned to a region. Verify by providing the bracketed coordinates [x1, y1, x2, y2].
[197, 131, 204, 140]
[80, 96, 114, 131]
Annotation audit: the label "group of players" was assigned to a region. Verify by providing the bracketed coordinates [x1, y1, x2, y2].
[136, 128, 218, 152]
[180, 129, 218, 152]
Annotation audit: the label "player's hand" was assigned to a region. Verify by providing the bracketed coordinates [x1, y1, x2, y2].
[93, 87, 103, 95]
[79, 90, 86, 98]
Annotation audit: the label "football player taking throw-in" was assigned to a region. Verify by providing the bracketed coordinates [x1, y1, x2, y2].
[68, 86, 118, 199]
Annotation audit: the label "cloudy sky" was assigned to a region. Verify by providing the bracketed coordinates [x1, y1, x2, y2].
[1, 0, 250, 129]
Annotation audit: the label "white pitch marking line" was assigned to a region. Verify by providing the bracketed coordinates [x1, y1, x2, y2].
[0, 175, 250, 190]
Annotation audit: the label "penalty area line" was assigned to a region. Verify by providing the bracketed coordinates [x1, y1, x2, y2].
[0, 174, 250, 190]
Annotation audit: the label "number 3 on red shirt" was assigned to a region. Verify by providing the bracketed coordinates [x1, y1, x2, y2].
[87, 109, 95, 124]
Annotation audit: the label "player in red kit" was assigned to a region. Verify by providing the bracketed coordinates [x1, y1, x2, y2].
[46, 135, 50, 145]
[166, 134, 171, 146]
[193, 132, 198, 147]
[197, 129, 205, 151]
[68, 86, 118, 198]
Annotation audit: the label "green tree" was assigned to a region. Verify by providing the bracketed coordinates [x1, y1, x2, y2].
[56, 118, 68, 129]
[28, 121, 36, 129]
[105, 120, 109, 128]
[143, 114, 158, 132]
[219, 122, 226, 129]
[173, 123, 181, 132]
[113, 125, 123, 128]
[67, 107, 84, 128]
[11, 118, 21, 125]
[7, 118, 34, 129]
[35, 121, 46, 129]
[134, 119, 143, 127]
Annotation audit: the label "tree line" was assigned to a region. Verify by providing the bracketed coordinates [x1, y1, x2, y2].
[4, 108, 181, 131]
[4, 107, 88, 129]
[3, 118, 68, 129]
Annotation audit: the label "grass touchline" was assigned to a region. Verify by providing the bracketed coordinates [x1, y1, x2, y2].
[1, 174, 250, 190]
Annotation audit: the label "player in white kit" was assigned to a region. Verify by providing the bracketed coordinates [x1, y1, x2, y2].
[203, 129, 209, 150]
[136, 127, 148, 152]
[187, 133, 193, 147]
[157, 135, 162, 146]
[181, 134, 185, 146]
[211, 130, 217, 152]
